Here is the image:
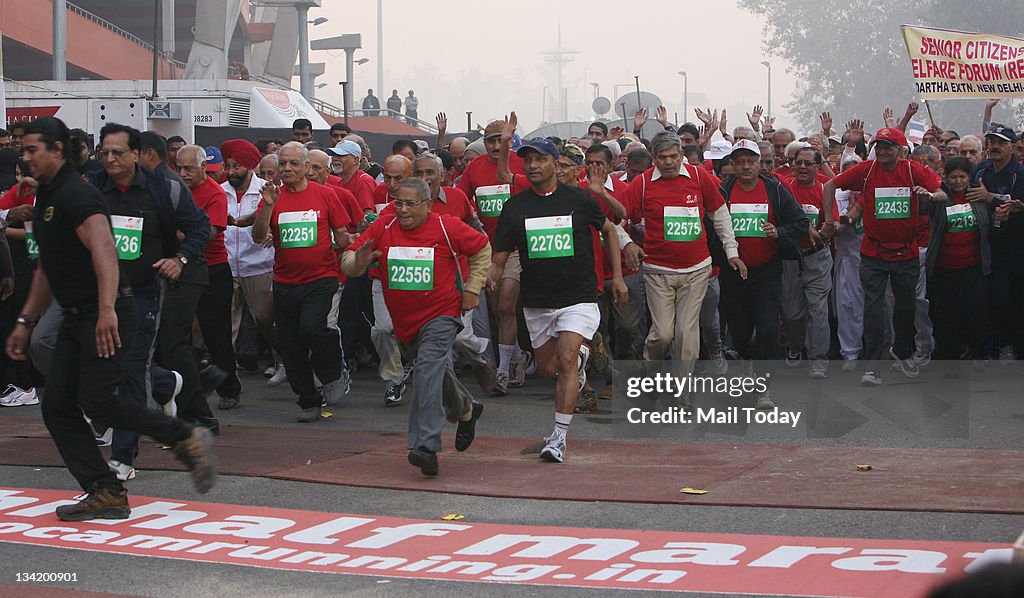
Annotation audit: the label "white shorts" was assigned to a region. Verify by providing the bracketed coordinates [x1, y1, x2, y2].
[523, 303, 601, 348]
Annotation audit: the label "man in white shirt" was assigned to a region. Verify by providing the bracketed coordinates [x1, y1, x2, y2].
[220, 140, 284, 386]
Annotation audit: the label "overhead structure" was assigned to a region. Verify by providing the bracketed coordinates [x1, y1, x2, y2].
[541, 25, 578, 122]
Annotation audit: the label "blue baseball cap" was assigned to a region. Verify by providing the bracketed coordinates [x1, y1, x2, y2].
[204, 146, 224, 171]
[516, 138, 560, 160]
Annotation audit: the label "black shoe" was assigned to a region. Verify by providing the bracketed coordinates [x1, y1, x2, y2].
[56, 485, 130, 521]
[236, 354, 259, 372]
[192, 415, 221, 436]
[455, 401, 484, 452]
[408, 447, 439, 476]
[200, 365, 228, 397]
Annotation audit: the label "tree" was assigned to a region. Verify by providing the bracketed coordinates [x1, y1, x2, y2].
[739, 0, 1023, 133]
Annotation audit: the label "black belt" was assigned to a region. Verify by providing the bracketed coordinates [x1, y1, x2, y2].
[800, 245, 828, 256]
[62, 288, 134, 316]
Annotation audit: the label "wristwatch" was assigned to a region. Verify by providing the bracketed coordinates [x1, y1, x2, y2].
[176, 255, 189, 266]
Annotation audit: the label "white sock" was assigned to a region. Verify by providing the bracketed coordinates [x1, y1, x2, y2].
[553, 412, 573, 439]
[498, 344, 515, 376]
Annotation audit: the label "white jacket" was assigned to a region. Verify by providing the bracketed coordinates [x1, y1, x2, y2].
[223, 175, 275, 278]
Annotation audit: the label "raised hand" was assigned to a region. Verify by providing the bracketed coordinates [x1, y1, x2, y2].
[882, 106, 896, 128]
[259, 181, 280, 207]
[748, 105, 764, 130]
[501, 111, 518, 144]
[608, 125, 625, 140]
[820, 111, 833, 134]
[845, 119, 865, 146]
[762, 115, 775, 131]
[436, 112, 447, 134]
[695, 107, 713, 126]
[719, 108, 728, 135]
[655, 105, 669, 126]
[634, 107, 648, 131]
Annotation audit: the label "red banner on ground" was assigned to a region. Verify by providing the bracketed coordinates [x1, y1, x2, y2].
[0, 488, 1011, 596]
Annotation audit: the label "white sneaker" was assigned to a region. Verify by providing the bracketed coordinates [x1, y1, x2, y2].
[709, 353, 728, 375]
[267, 364, 288, 387]
[860, 371, 882, 386]
[107, 460, 136, 481]
[263, 364, 277, 378]
[809, 364, 828, 379]
[540, 434, 566, 463]
[320, 377, 345, 406]
[523, 350, 537, 376]
[0, 386, 38, 407]
[998, 346, 1017, 365]
[162, 371, 182, 418]
[94, 427, 113, 447]
[508, 354, 526, 388]
[577, 344, 590, 392]
[754, 391, 775, 409]
[841, 359, 860, 372]
[911, 352, 931, 368]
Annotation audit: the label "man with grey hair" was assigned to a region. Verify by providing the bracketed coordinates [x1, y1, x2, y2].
[771, 128, 797, 169]
[344, 177, 491, 476]
[958, 135, 983, 166]
[258, 153, 281, 186]
[177, 144, 241, 410]
[733, 126, 758, 142]
[757, 141, 775, 177]
[253, 141, 354, 422]
[620, 130, 744, 379]
[911, 144, 942, 172]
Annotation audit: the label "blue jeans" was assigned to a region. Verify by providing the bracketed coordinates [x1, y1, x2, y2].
[111, 282, 178, 466]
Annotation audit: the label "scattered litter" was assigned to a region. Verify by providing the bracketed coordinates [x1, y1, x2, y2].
[305, 460, 311, 465]
[856, 464, 873, 471]
[680, 488, 708, 495]
[320, 411, 333, 419]
[441, 514, 465, 521]
[376, 580, 390, 584]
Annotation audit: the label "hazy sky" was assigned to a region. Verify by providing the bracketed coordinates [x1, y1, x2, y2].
[304, 0, 801, 134]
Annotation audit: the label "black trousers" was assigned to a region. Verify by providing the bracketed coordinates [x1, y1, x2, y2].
[195, 263, 240, 397]
[42, 297, 190, 492]
[274, 276, 342, 408]
[158, 280, 212, 422]
[719, 258, 783, 363]
[990, 257, 1024, 353]
[928, 263, 991, 360]
[861, 255, 917, 363]
[339, 273, 372, 362]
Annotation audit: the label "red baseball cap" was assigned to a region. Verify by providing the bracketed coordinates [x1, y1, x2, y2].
[874, 128, 907, 147]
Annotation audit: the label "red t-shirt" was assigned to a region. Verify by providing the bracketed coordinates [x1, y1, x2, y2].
[350, 213, 488, 342]
[377, 186, 478, 279]
[456, 153, 526, 240]
[327, 184, 363, 234]
[782, 178, 839, 250]
[267, 181, 351, 286]
[372, 183, 395, 215]
[834, 159, 941, 262]
[0, 185, 34, 209]
[621, 165, 725, 270]
[191, 176, 229, 266]
[936, 192, 980, 270]
[579, 176, 632, 284]
[728, 179, 778, 268]
[340, 169, 377, 213]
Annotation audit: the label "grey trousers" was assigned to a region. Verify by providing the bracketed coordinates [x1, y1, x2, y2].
[398, 316, 474, 453]
[781, 248, 834, 365]
[699, 276, 723, 357]
[371, 278, 404, 385]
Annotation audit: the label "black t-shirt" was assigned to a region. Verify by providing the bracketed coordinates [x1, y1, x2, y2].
[34, 163, 127, 308]
[494, 182, 606, 308]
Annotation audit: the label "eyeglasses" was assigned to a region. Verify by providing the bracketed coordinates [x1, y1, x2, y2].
[99, 148, 132, 159]
[394, 198, 429, 208]
[793, 159, 820, 166]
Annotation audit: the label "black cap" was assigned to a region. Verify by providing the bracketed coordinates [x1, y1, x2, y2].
[985, 124, 1018, 143]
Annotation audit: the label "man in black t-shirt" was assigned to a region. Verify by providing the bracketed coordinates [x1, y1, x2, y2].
[489, 137, 626, 463]
[5, 118, 217, 521]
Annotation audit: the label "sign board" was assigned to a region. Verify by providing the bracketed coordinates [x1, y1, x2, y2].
[901, 25, 1024, 99]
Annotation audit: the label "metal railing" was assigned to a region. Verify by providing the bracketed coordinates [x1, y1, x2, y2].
[66, 1, 187, 70]
[245, 74, 438, 133]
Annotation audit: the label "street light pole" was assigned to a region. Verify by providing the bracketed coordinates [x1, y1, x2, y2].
[677, 71, 687, 124]
[761, 61, 772, 119]
[542, 86, 548, 124]
[297, 4, 312, 99]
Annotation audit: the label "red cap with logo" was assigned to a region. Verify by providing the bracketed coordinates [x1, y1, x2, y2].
[874, 128, 908, 147]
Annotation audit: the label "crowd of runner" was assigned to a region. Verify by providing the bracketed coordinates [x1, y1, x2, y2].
[0, 100, 1022, 513]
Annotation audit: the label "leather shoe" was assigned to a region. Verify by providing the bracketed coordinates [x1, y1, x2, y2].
[407, 447, 438, 476]
[454, 401, 483, 452]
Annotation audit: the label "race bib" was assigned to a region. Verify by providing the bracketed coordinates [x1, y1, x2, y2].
[278, 211, 318, 248]
[111, 215, 143, 261]
[525, 215, 574, 258]
[663, 206, 702, 242]
[24, 222, 38, 260]
[875, 187, 911, 220]
[387, 246, 434, 290]
[802, 204, 820, 228]
[475, 184, 510, 218]
[731, 203, 768, 238]
[945, 203, 977, 233]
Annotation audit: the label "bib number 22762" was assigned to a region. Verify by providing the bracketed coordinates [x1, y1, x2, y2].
[525, 215, 574, 258]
